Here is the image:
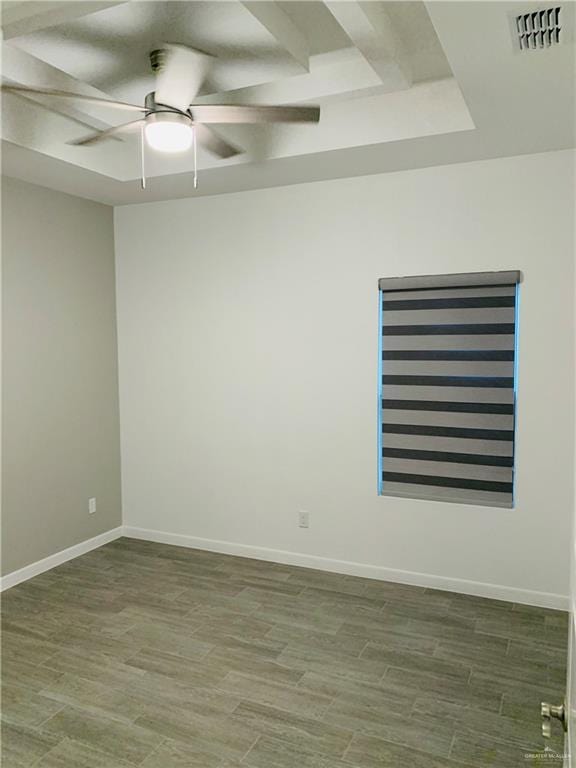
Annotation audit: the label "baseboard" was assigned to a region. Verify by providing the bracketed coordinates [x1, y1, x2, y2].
[123, 526, 569, 611]
[0, 526, 124, 592]
[3, 523, 567, 610]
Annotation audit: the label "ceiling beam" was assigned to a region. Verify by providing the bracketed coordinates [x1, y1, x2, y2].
[325, 1, 412, 90]
[196, 49, 382, 107]
[241, 1, 310, 70]
[1, 1, 129, 40]
[2, 44, 126, 132]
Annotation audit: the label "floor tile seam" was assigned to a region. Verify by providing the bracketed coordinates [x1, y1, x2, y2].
[214, 670, 331, 704]
[340, 734, 361, 765]
[377, 663, 391, 684]
[26, 735, 67, 768]
[266, 636, 368, 662]
[454, 720, 550, 752]
[44, 699, 136, 727]
[344, 726, 454, 764]
[447, 730, 458, 759]
[451, 724, 548, 756]
[123, 637, 216, 666]
[21, 689, 71, 728]
[384, 663, 472, 690]
[19, 648, 63, 672]
[36, 655, 144, 691]
[102, 621, 140, 639]
[239, 715, 356, 764]
[364, 641, 449, 666]
[356, 640, 375, 661]
[133, 736, 169, 767]
[35, 696, 136, 731]
[235, 732, 263, 765]
[214, 680, 335, 722]
[467, 657, 553, 685]
[0, 705, 67, 735]
[231, 693, 355, 750]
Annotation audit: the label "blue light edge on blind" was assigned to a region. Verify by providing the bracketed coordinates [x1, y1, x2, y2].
[512, 282, 520, 508]
[377, 288, 384, 495]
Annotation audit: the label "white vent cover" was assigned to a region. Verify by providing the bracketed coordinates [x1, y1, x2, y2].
[516, 7, 561, 49]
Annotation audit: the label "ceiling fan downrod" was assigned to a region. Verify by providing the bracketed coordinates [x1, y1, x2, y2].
[149, 49, 167, 73]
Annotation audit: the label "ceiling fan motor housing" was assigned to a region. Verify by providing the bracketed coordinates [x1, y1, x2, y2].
[145, 91, 184, 115]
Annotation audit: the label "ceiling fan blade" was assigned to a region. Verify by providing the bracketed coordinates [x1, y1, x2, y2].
[68, 119, 144, 146]
[155, 44, 210, 112]
[188, 104, 320, 124]
[1, 84, 145, 112]
[195, 124, 242, 159]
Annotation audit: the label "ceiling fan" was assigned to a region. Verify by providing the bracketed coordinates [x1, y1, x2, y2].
[1, 44, 321, 189]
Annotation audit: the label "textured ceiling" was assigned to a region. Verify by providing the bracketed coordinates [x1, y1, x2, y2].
[1, 1, 574, 204]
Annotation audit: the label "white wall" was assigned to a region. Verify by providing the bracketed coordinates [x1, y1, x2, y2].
[114, 149, 575, 604]
[2, 178, 122, 576]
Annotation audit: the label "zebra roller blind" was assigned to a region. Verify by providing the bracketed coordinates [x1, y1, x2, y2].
[378, 271, 520, 508]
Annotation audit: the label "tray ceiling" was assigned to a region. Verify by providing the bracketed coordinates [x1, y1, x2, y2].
[1, 1, 574, 204]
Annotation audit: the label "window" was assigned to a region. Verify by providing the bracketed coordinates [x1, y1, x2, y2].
[378, 271, 520, 508]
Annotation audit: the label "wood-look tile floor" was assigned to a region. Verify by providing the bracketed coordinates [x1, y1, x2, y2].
[1, 537, 568, 767]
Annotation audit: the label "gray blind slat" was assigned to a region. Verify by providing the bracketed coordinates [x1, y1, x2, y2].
[383, 335, 515, 351]
[382, 361, 514, 377]
[383, 433, 515, 456]
[382, 410, 514, 430]
[383, 458, 513, 484]
[382, 308, 515, 325]
[379, 274, 518, 507]
[382, 386, 515, 404]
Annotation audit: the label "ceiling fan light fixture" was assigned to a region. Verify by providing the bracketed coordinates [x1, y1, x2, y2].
[144, 112, 193, 153]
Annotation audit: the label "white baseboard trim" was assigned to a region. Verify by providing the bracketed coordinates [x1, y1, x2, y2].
[0, 526, 124, 592]
[2, 523, 567, 610]
[123, 526, 569, 611]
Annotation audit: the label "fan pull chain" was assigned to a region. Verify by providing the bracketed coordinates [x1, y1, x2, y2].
[140, 123, 146, 190]
[192, 124, 198, 190]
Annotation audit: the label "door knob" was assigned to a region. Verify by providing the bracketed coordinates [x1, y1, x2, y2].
[541, 701, 567, 737]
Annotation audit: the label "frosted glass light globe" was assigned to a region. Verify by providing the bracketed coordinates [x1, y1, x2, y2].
[145, 113, 193, 153]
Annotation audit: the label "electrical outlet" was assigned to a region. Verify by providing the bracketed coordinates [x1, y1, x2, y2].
[88, 498, 97, 515]
[298, 510, 310, 529]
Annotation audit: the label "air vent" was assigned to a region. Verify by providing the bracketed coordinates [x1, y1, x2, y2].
[516, 7, 561, 49]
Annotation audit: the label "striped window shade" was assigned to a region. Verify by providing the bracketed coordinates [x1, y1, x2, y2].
[378, 271, 520, 508]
